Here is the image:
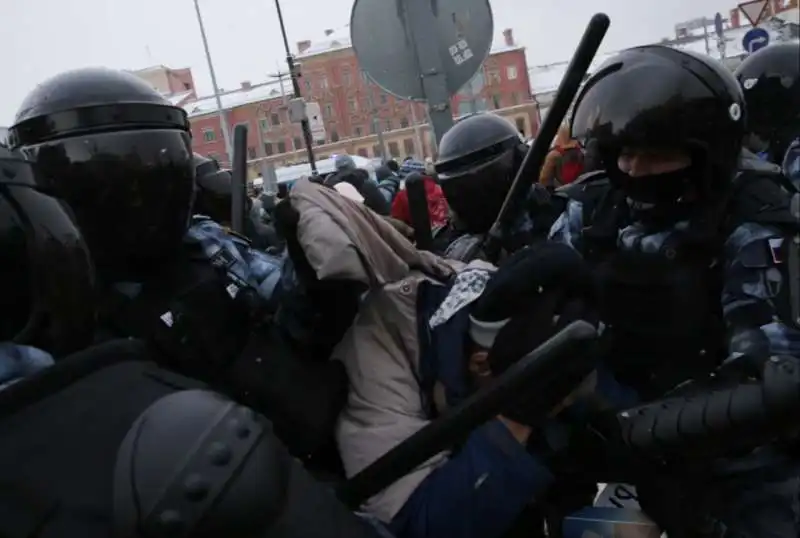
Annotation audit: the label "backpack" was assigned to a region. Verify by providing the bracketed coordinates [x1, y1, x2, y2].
[555, 146, 585, 186]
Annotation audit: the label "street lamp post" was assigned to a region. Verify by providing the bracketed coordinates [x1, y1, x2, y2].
[273, 0, 317, 172]
[192, 0, 233, 166]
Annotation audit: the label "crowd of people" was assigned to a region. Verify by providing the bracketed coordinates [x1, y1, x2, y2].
[0, 39, 799, 538]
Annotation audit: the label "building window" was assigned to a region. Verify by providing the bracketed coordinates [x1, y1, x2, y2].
[202, 129, 216, 142]
[515, 117, 526, 137]
[324, 103, 333, 118]
[348, 99, 357, 112]
[385, 119, 393, 131]
[330, 130, 340, 143]
[357, 148, 368, 157]
[399, 117, 409, 128]
[370, 121, 377, 134]
[403, 138, 414, 156]
[511, 92, 520, 105]
[379, 93, 388, 105]
[271, 113, 280, 126]
[342, 70, 351, 86]
[492, 95, 501, 109]
[304, 80, 311, 92]
[372, 144, 382, 157]
[247, 147, 256, 159]
[354, 126, 363, 137]
[264, 143, 274, 156]
[486, 69, 501, 85]
[259, 118, 269, 130]
[388, 141, 400, 158]
[506, 65, 518, 80]
[319, 76, 328, 89]
[277, 141, 287, 153]
[184, 82, 192, 90]
[315, 138, 326, 146]
[293, 137, 303, 150]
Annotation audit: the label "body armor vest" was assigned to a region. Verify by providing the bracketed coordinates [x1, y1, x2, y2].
[574, 187, 726, 398]
[99, 250, 252, 382]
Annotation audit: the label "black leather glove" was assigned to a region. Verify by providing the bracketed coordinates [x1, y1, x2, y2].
[487, 296, 600, 426]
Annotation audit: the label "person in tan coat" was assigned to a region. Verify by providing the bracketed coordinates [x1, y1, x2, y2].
[279, 179, 602, 538]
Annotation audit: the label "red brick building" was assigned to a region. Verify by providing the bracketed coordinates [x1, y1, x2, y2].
[185, 26, 538, 168]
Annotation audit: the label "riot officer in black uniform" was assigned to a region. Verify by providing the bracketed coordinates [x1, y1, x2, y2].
[0, 146, 95, 356]
[550, 45, 800, 536]
[433, 113, 558, 260]
[734, 42, 800, 183]
[8, 68, 348, 463]
[0, 148, 387, 538]
[7, 68, 275, 379]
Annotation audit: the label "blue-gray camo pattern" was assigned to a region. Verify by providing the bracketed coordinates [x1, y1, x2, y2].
[549, 200, 800, 358]
[549, 198, 800, 534]
[184, 216, 284, 307]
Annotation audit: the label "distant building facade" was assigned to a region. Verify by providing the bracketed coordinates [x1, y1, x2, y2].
[129, 65, 198, 107]
[185, 26, 539, 170]
[528, 2, 798, 121]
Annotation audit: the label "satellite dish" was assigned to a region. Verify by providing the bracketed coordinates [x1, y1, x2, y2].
[350, 0, 493, 101]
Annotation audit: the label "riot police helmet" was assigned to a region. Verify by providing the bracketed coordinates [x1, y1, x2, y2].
[571, 45, 746, 205]
[734, 42, 800, 162]
[0, 147, 96, 355]
[193, 153, 234, 224]
[8, 67, 195, 282]
[434, 113, 527, 234]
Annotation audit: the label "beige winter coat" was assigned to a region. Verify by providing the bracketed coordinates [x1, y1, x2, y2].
[288, 178, 460, 521]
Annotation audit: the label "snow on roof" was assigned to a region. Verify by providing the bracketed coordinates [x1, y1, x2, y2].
[773, 7, 799, 25]
[164, 90, 194, 106]
[528, 51, 619, 95]
[528, 21, 796, 97]
[297, 24, 523, 59]
[185, 80, 285, 118]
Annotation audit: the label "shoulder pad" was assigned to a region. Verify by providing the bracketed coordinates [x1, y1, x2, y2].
[728, 170, 795, 227]
[554, 171, 611, 204]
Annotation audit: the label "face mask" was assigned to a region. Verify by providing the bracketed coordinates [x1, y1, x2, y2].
[615, 167, 693, 205]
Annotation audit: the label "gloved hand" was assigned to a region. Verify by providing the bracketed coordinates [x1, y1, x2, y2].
[468, 242, 601, 427]
[487, 297, 601, 426]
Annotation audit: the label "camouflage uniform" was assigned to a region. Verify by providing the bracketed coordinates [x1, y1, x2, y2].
[548, 181, 800, 537]
[184, 215, 284, 310]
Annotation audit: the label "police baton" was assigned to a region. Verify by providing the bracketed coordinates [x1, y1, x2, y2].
[230, 123, 248, 235]
[405, 172, 434, 251]
[338, 320, 599, 509]
[473, 13, 610, 262]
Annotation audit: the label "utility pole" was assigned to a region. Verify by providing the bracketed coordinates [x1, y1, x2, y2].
[192, 0, 233, 166]
[409, 104, 425, 158]
[363, 71, 387, 162]
[272, 0, 317, 172]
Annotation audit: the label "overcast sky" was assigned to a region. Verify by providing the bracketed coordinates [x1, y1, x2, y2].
[4, 0, 739, 125]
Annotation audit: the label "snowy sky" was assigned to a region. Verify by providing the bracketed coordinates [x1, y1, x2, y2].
[4, 0, 740, 125]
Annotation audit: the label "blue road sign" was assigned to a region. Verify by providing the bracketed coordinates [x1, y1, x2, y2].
[742, 27, 770, 54]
